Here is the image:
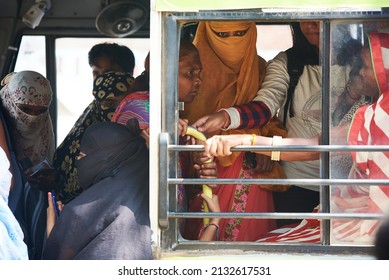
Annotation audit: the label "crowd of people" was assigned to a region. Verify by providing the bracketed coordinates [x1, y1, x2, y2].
[1, 21, 389, 260]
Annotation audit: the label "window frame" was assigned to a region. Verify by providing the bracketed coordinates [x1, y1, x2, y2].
[156, 9, 389, 256]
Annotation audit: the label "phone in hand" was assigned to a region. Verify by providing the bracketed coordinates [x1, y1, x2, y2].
[51, 190, 60, 218]
[30, 159, 52, 176]
[30, 167, 56, 178]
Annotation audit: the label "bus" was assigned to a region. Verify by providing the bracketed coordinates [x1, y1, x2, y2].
[1, 0, 389, 260]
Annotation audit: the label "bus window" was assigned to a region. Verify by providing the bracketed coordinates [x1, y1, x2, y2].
[54, 37, 149, 143]
[160, 15, 389, 256]
[329, 19, 388, 246]
[256, 25, 293, 61]
[15, 36, 149, 144]
[15, 36, 46, 75]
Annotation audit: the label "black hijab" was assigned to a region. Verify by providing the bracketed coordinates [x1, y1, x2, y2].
[43, 121, 151, 260]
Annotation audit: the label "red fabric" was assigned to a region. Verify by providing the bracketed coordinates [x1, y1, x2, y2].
[215, 153, 276, 241]
[182, 153, 276, 241]
[256, 208, 320, 243]
[331, 32, 389, 244]
[257, 219, 320, 243]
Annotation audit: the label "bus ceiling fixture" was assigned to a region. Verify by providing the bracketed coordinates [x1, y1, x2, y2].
[95, 0, 149, 38]
[22, 0, 51, 29]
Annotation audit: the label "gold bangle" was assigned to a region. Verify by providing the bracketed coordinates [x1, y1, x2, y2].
[271, 135, 282, 161]
[251, 134, 256, 145]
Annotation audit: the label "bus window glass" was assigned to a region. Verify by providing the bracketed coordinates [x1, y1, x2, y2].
[55, 38, 149, 143]
[256, 25, 293, 61]
[329, 21, 364, 179]
[14, 35, 46, 74]
[329, 19, 389, 246]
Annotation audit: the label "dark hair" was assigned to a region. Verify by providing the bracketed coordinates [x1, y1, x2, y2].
[336, 39, 363, 66]
[88, 43, 135, 75]
[179, 38, 199, 59]
[131, 39, 199, 92]
[290, 22, 319, 65]
[131, 53, 150, 92]
[282, 22, 319, 123]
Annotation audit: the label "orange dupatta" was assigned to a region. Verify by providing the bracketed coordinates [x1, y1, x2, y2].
[181, 21, 271, 166]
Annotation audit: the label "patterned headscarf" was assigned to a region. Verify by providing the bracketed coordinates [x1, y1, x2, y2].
[0, 71, 54, 165]
[93, 71, 135, 121]
[53, 71, 134, 203]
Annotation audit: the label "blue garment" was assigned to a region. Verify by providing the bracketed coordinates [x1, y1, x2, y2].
[0, 147, 28, 260]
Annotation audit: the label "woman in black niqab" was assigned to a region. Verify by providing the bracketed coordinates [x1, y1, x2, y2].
[43, 121, 151, 259]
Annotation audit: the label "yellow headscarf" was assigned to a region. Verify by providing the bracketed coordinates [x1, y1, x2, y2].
[182, 21, 286, 166]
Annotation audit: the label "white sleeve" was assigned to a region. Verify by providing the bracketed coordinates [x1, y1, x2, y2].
[220, 107, 240, 129]
[223, 52, 290, 129]
[253, 51, 289, 117]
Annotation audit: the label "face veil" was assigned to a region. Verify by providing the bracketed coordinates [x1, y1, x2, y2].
[92, 71, 134, 121]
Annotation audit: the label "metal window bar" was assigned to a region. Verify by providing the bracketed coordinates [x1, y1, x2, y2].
[159, 9, 389, 254]
[162, 143, 389, 254]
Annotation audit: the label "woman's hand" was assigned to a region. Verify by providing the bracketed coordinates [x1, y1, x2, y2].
[141, 128, 150, 149]
[193, 111, 229, 133]
[201, 193, 220, 213]
[193, 139, 217, 187]
[46, 192, 63, 237]
[204, 134, 250, 157]
[178, 118, 189, 137]
[201, 193, 221, 226]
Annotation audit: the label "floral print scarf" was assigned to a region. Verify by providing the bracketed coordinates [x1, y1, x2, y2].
[53, 71, 134, 203]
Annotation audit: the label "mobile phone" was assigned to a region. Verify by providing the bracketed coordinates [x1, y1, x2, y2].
[30, 167, 56, 178]
[51, 190, 60, 218]
[30, 159, 52, 175]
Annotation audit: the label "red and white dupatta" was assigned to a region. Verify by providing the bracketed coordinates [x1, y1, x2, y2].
[331, 31, 389, 244]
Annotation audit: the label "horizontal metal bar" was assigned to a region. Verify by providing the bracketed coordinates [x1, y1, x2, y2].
[168, 178, 389, 185]
[173, 10, 389, 21]
[169, 212, 385, 220]
[169, 144, 389, 152]
[172, 242, 374, 256]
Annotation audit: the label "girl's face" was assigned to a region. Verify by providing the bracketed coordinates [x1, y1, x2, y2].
[178, 52, 202, 103]
[300, 21, 320, 48]
[359, 47, 379, 98]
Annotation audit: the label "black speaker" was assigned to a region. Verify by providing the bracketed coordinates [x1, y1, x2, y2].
[95, 0, 149, 37]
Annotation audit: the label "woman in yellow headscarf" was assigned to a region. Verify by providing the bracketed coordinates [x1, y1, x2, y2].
[181, 21, 287, 241]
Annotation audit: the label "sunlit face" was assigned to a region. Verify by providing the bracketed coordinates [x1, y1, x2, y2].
[359, 47, 379, 98]
[210, 27, 249, 38]
[300, 21, 320, 48]
[17, 104, 47, 116]
[178, 52, 202, 103]
[91, 56, 124, 79]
